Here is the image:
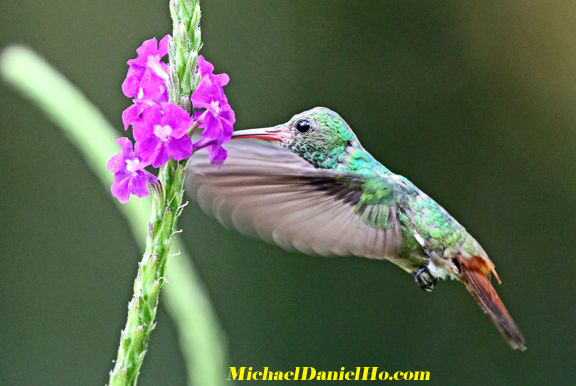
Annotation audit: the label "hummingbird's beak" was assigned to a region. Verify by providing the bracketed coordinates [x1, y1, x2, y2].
[231, 125, 286, 142]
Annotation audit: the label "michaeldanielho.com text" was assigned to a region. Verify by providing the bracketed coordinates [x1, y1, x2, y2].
[228, 367, 430, 381]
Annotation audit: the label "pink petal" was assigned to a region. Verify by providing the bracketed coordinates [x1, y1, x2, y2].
[107, 153, 125, 173]
[164, 104, 192, 137]
[197, 55, 214, 75]
[138, 70, 168, 103]
[151, 143, 170, 168]
[134, 105, 162, 142]
[214, 73, 230, 87]
[116, 137, 134, 157]
[144, 105, 163, 123]
[158, 35, 171, 58]
[130, 172, 151, 198]
[190, 78, 215, 106]
[122, 104, 140, 130]
[133, 120, 152, 143]
[122, 74, 141, 98]
[137, 137, 160, 163]
[202, 113, 224, 139]
[135, 37, 158, 61]
[111, 173, 131, 203]
[168, 136, 193, 160]
[209, 144, 228, 165]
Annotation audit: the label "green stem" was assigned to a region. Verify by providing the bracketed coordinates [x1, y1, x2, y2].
[107, 161, 187, 385]
[107, 0, 207, 383]
[1, 44, 228, 386]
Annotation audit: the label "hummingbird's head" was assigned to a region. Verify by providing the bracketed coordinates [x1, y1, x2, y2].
[232, 107, 360, 169]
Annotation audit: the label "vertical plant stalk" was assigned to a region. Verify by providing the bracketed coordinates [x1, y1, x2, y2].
[0, 45, 228, 386]
[107, 1, 204, 385]
[107, 164, 187, 386]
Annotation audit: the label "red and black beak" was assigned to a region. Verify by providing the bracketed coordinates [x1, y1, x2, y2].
[231, 125, 286, 142]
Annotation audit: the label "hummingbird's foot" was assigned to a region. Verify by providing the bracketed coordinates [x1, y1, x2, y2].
[414, 266, 437, 292]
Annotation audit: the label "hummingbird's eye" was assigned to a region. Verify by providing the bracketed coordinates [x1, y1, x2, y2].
[295, 119, 312, 133]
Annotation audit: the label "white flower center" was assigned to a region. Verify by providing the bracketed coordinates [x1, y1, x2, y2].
[210, 100, 221, 116]
[147, 56, 169, 79]
[154, 124, 173, 142]
[125, 158, 141, 173]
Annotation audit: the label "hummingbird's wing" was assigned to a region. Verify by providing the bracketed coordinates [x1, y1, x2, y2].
[186, 139, 403, 260]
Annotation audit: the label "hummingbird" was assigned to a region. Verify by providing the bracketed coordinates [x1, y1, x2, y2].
[186, 107, 526, 350]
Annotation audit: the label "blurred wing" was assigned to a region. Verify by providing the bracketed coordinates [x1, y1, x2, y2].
[185, 140, 403, 259]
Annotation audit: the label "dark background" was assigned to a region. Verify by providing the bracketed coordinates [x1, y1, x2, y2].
[1, 1, 575, 385]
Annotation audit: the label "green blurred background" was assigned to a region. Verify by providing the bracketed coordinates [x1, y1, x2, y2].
[1, 1, 575, 385]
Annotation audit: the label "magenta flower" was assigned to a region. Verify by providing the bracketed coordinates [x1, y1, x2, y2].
[122, 35, 170, 99]
[128, 35, 170, 74]
[192, 138, 228, 164]
[133, 104, 193, 168]
[121, 35, 171, 129]
[191, 56, 235, 164]
[122, 70, 170, 129]
[110, 37, 236, 202]
[196, 56, 230, 91]
[107, 138, 158, 203]
[193, 103, 235, 163]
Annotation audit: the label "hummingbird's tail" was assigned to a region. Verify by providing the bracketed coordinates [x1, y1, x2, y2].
[456, 256, 527, 351]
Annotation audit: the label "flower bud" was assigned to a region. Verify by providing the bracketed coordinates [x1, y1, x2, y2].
[191, 3, 201, 29]
[193, 28, 202, 51]
[132, 325, 147, 352]
[169, 0, 178, 21]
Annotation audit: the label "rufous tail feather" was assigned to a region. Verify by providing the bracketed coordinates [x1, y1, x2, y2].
[457, 256, 526, 351]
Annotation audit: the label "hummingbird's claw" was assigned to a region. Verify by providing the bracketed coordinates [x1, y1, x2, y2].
[414, 266, 437, 292]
